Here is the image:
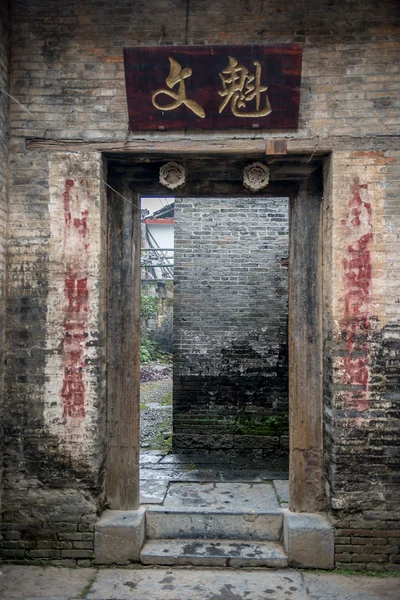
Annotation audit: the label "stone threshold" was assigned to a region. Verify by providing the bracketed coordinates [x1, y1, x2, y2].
[139, 449, 290, 506]
[94, 480, 334, 569]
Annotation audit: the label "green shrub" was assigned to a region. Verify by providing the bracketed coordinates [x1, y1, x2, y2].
[140, 346, 152, 363]
[140, 335, 171, 363]
[140, 295, 159, 323]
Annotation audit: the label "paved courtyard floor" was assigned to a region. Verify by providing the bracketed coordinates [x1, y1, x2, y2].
[139, 450, 289, 506]
[0, 565, 399, 599]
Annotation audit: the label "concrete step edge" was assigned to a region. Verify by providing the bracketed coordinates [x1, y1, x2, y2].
[145, 506, 284, 515]
[145, 510, 283, 541]
[141, 538, 288, 567]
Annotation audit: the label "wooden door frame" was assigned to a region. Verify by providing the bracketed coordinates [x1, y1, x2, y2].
[105, 152, 325, 513]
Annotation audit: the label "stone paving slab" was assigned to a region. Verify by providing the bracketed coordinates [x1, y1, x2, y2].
[274, 479, 290, 503]
[302, 572, 400, 600]
[142, 450, 168, 456]
[86, 568, 307, 600]
[140, 453, 164, 465]
[140, 479, 169, 504]
[141, 538, 288, 567]
[157, 452, 289, 469]
[159, 452, 236, 465]
[1, 566, 399, 600]
[0, 565, 94, 600]
[163, 482, 281, 511]
[146, 507, 283, 541]
[140, 466, 289, 482]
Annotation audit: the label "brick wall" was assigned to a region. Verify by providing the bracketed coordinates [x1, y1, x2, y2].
[0, 0, 10, 517]
[324, 151, 400, 570]
[1, 152, 107, 565]
[173, 196, 289, 454]
[1, 0, 399, 567]
[5, 0, 400, 143]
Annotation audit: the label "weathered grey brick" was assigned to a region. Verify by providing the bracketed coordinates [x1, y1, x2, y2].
[60, 549, 93, 559]
[174, 196, 289, 453]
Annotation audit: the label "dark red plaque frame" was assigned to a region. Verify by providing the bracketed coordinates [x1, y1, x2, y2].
[124, 45, 302, 131]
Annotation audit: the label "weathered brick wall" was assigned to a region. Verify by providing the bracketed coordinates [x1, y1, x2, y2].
[1, 0, 399, 567]
[7, 0, 400, 142]
[1, 151, 107, 565]
[323, 151, 400, 570]
[0, 0, 10, 517]
[173, 196, 289, 453]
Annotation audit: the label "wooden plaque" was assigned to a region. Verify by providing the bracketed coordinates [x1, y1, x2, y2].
[124, 45, 302, 131]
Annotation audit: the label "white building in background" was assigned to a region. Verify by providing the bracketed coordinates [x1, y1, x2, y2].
[141, 199, 174, 280]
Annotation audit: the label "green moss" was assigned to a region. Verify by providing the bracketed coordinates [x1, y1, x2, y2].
[302, 567, 400, 578]
[160, 433, 173, 453]
[146, 415, 172, 452]
[236, 414, 289, 436]
[160, 390, 173, 406]
[81, 577, 95, 598]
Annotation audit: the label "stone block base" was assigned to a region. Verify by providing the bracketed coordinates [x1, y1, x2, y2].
[94, 508, 146, 565]
[284, 512, 334, 569]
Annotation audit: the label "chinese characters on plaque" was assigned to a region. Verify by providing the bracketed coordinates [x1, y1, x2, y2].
[124, 45, 302, 131]
[218, 56, 272, 118]
[152, 57, 206, 118]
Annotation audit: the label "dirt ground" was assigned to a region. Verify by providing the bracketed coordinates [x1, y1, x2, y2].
[140, 363, 172, 452]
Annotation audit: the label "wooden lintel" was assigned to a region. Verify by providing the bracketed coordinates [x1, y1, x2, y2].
[26, 138, 267, 154]
[25, 135, 400, 155]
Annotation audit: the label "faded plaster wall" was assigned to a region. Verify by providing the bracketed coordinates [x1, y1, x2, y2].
[1, 0, 399, 568]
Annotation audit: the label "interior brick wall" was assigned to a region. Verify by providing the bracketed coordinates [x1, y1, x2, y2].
[173, 196, 289, 454]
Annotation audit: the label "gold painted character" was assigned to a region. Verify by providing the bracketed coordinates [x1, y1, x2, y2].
[218, 56, 272, 117]
[152, 57, 206, 118]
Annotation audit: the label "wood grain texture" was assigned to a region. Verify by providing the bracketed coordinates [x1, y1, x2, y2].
[106, 181, 141, 509]
[124, 45, 302, 131]
[26, 136, 400, 155]
[289, 169, 325, 512]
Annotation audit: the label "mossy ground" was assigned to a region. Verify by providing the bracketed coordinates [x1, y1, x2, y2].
[140, 377, 173, 452]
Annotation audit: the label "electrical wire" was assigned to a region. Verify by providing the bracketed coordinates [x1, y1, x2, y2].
[0, 87, 175, 280]
[0, 87, 142, 214]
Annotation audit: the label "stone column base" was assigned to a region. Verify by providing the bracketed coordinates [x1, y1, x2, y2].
[284, 512, 334, 569]
[94, 509, 146, 565]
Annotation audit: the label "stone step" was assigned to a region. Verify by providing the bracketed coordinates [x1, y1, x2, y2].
[145, 481, 283, 541]
[145, 507, 283, 541]
[141, 538, 288, 567]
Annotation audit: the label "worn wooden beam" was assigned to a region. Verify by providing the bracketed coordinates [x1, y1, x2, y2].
[289, 169, 325, 513]
[26, 138, 267, 154]
[106, 181, 141, 510]
[25, 134, 400, 155]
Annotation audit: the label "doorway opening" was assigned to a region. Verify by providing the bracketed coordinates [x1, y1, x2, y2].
[105, 153, 324, 513]
[140, 196, 175, 456]
[138, 193, 290, 506]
